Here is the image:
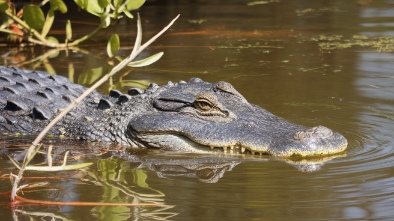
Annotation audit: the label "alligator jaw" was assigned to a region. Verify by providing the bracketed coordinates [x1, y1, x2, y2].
[128, 131, 347, 157]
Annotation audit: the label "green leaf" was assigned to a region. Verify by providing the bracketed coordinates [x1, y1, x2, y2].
[68, 63, 75, 82]
[43, 62, 56, 74]
[47, 49, 60, 58]
[46, 36, 59, 45]
[74, 0, 103, 16]
[122, 8, 133, 19]
[128, 52, 164, 67]
[98, 159, 117, 172]
[113, 0, 122, 8]
[97, 0, 110, 8]
[133, 169, 149, 188]
[66, 20, 72, 41]
[0, 1, 9, 12]
[78, 67, 103, 85]
[126, 0, 145, 11]
[100, 14, 111, 28]
[107, 34, 120, 57]
[50, 0, 68, 13]
[41, 9, 54, 38]
[26, 162, 93, 171]
[23, 4, 45, 30]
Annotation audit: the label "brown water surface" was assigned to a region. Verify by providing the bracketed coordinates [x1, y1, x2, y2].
[1, 0, 394, 220]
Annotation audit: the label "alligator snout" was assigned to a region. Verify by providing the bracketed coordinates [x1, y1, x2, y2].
[294, 126, 334, 142]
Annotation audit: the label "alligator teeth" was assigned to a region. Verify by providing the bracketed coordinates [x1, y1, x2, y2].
[207, 144, 262, 155]
[84, 116, 93, 121]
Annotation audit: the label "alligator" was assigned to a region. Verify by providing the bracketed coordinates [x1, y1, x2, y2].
[0, 66, 348, 157]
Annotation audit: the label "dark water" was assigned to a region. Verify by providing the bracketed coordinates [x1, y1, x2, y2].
[1, 0, 394, 220]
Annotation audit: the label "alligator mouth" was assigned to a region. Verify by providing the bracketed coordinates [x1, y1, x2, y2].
[133, 131, 347, 158]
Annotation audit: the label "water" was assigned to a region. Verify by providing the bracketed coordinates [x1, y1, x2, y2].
[1, 0, 394, 220]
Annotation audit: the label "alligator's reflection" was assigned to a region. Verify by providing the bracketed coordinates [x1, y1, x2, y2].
[113, 149, 345, 183]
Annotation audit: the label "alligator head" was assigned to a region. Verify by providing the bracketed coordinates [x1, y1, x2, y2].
[127, 78, 348, 157]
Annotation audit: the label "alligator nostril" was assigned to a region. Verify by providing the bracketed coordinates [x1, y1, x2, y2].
[294, 126, 333, 141]
[313, 126, 333, 139]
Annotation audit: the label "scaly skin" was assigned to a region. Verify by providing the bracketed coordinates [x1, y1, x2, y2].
[0, 66, 348, 157]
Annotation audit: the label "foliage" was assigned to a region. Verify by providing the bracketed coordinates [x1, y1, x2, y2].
[0, 0, 146, 48]
[0, 0, 164, 92]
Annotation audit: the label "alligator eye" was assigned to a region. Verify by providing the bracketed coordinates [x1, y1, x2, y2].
[195, 100, 213, 111]
[194, 92, 219, 111]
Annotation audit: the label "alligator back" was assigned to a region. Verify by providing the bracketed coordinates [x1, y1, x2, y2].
[0, 66, 100, 134]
